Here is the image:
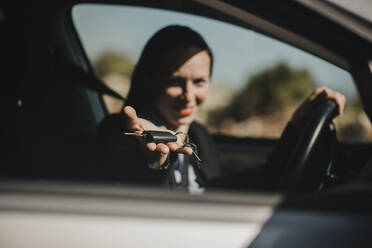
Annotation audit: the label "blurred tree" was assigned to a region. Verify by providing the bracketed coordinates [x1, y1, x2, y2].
[208, 62, 316, 125]
[337, 97, 368, 141]
[93, 51, 134, 113]
[94, 51, 134, 78]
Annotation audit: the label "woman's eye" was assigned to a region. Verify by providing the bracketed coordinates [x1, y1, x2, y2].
[194, 79, 207, 86]
[166, 78, 184, 87]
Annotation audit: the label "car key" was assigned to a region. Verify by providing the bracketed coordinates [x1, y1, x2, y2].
[183, 142, 202, 169]
[124, 130, 177, 143]
[124, 130, 202, 168]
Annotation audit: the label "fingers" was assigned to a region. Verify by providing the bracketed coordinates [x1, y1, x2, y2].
[146, 142, 170, 155]
[323, 90, 345, 116]
[291, 87, 346, 124]
[308, 87, 325, 102]
[167, 142, 179, 151]
[167, 142, 193, 155]
[145, 142, 157, 151]
[145, 141, 192, 155]
[178, 146, 193, 155]
[335, 92, 346, 116]
[156, 143, 170, 154]
[124, 106, 143, 132]
[311, 87, 346, 116]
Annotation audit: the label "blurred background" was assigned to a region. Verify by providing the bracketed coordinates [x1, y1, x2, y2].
[73, 4, 372, 142]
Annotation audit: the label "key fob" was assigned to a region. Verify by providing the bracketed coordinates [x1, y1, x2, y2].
[142, 130, 177, 143]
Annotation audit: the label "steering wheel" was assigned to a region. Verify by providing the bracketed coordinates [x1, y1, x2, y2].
[278, 100, 338, 194]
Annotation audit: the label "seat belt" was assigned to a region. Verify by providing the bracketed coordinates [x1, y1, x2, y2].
[54, 52, 126, 101]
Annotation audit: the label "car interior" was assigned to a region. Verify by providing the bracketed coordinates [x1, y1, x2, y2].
[2, 1, 372, 247]
[1, 1, 372, 195]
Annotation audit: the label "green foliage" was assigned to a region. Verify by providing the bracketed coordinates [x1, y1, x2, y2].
[338, 122, 366, 142]
[338, 97, 367, 141]
[208, 62, 316, 125]
[94, 51, 134, 78]
[348, 96, 363, 111]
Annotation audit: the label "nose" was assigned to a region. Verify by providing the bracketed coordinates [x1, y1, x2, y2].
[181, 80, 195, 102]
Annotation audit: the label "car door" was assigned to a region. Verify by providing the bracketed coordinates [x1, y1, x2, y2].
[2, 1, 372, 247]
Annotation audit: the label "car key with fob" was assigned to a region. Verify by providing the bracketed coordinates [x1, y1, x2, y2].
[124, 130, 202, 168]
[123, 130, 177, 143]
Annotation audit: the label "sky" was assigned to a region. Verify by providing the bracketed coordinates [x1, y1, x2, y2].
[72, 4, 357, 99]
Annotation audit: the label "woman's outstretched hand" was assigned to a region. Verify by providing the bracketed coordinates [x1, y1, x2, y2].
[123, 106, 193, 168]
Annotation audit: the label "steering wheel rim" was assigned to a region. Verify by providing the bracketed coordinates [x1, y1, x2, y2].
[278, 100, 338, 194]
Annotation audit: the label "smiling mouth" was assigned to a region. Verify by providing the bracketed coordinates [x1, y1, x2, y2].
[176, 106, 196, 116]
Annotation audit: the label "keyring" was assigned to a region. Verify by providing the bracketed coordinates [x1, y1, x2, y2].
[174, 131, 189, 148]
[174, 132, 202, 167]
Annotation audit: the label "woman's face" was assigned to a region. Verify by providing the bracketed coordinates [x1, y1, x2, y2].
[156, 50, 211, 130]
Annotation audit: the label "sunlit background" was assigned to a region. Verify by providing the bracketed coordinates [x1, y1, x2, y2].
[73, 4, 372, 142]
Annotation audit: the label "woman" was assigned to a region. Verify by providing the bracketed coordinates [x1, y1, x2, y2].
[98, 25, 346, 192]
[99, 25, 221, 193]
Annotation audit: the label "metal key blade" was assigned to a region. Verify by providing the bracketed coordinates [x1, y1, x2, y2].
[123, 132, 143, 137]
[191, 150, 202, 169]
[192, 150, 202, 163]
[185, 142, 202, 169]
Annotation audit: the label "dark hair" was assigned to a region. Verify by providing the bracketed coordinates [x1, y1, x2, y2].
[124, 25, 213, 113]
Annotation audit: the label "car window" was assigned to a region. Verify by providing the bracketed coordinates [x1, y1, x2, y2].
[72, 4, 372, 142]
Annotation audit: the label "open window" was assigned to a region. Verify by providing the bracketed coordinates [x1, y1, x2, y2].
[71, 3, 372, 189]
[72, 4, 370, 143]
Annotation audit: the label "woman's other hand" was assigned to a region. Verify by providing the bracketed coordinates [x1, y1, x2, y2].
[290, 87, 346, 125]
